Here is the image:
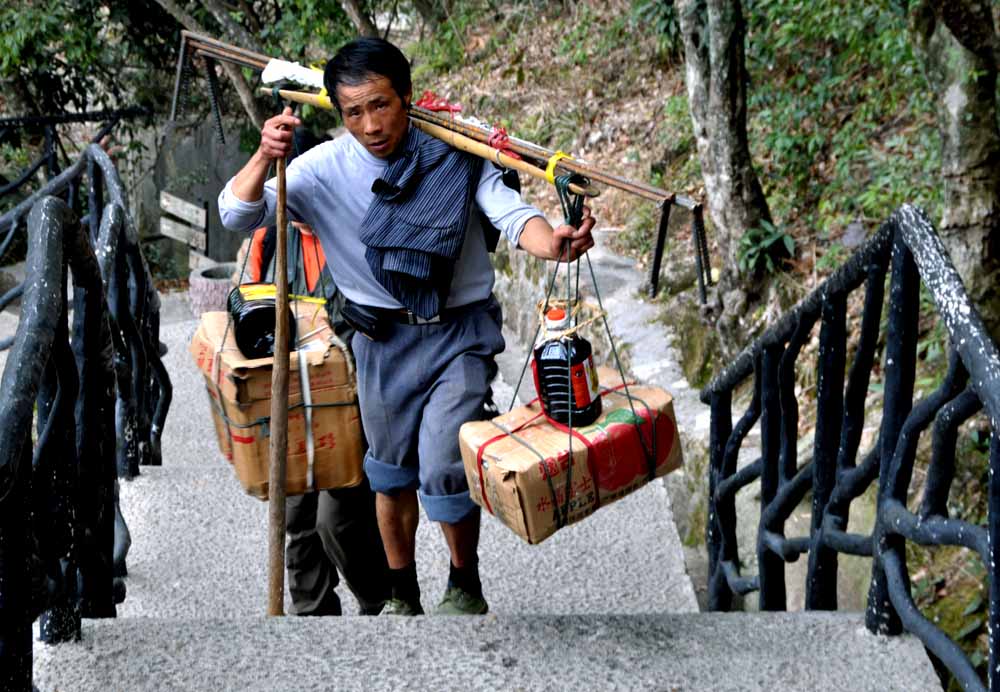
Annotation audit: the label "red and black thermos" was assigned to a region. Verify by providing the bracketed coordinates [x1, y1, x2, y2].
[532, 307, 602, 426]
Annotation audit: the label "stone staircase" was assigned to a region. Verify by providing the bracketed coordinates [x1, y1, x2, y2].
[24, 238, 942, 691]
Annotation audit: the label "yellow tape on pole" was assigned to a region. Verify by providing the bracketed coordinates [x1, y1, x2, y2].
[545, 151, 571, 183]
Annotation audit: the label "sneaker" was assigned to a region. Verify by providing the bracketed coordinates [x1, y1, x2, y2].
[381, 598, 423, 616]
[434, 587, 489, 615]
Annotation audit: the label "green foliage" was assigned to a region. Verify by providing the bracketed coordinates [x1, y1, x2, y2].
[737, 219, 795, 276]
[260, 0, 357, 62]
[551, 4, 635, 67]
[0, 0, 175, 115]
[814, 241, 847, 273]
[743, 0, 941, 267]
[619, 200, 658, 258]
[631, 0, 681, 62]
[409, 1, 488, 80]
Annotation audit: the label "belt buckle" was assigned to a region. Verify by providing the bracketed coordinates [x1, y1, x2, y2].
[407, 309, 440, 325]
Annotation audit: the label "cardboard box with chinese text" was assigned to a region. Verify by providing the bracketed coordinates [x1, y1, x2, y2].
[189, 304, 364, 499]
[459, 369, 682, 544]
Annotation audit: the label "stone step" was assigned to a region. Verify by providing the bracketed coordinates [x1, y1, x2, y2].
[33, 612, 941, 692]
[115, 465, 697, 618]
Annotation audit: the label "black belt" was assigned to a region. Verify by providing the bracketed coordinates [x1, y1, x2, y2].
[342, 298, 491, 341]
[375, 298, 491, 325]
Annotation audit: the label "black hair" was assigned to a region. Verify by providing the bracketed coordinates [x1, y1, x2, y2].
[323, 38, 412, 111]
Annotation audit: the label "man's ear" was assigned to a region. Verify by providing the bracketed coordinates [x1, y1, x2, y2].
[404, 89, 412, 109]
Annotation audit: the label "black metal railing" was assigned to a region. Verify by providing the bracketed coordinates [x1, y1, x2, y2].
[0, 108, 150, 208]
[0, 143, 171, 690]
[700, 204, 1000, 690]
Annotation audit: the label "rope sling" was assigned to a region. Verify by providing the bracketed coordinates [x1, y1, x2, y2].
[501, 172, 658, 529]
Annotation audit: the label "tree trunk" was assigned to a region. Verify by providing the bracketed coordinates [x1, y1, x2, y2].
[911, 1, 1000, 337]
[411, 0, 444, 30]
[202, 0, 265, 53]
[677, 0, 772, 351]
[339, 0, 379, 37]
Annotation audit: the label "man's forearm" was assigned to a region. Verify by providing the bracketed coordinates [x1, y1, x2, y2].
[518, 216, 559, 260]
[230, 150, 273, 203]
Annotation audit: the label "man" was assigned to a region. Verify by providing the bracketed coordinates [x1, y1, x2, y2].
[219, 38, 595, 615]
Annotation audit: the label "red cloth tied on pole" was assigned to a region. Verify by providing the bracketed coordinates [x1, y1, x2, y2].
[414, 90, 462, 113]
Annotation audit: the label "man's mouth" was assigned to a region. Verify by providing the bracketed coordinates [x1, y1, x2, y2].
[369, 139, 389, 152]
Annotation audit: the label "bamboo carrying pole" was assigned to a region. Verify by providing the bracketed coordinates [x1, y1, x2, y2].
[267, 147, 290, 616]
[259, 88, 599, 197]
[182, 31, 693, 208]
[410, 120, 598, 197]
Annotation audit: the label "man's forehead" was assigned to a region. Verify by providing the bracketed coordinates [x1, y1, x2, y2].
[336, 76, 395, 104]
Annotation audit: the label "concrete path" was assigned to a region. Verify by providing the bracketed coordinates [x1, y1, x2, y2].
[34, 612, 939, 692]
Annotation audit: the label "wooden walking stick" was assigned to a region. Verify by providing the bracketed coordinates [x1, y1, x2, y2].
[267, 113, 291, 617]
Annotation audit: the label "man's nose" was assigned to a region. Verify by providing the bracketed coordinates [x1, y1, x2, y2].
[363, 113, 381, 135]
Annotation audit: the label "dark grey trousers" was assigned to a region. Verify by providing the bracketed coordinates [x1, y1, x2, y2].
[284, 476, 390, 615]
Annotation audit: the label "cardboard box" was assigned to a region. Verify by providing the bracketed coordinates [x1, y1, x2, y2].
[189, 303, 351, 404]
[459, 369, 682, 544]
[189, 304, 364, 500]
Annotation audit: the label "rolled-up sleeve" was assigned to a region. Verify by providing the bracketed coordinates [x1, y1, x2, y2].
[474, 162, 544, 249]
[218, 158, 317, 233]
[218, 179, 271, 232]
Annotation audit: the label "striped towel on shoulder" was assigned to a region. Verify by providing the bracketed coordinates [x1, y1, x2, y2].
[359, 126, 481, 319]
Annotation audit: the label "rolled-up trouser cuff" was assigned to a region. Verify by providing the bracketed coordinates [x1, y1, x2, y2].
[364, 450, 419, 495]
[419, 488, 478, 524]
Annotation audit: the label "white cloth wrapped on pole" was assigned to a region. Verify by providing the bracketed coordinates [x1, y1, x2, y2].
[261, 59, 324, 89]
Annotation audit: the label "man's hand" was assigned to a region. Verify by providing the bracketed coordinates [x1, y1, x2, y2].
[518, 206, 598, 261]
[259, 106, 301, 161]
[548, 205, 596, 261]
[231, 106, 301, 203]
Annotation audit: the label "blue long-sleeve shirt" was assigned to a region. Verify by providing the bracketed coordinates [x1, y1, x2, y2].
[218, 130, 544, 310]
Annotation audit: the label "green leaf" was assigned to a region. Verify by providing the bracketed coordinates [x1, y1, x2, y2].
[956, 618, 983, 641]
[963, 595, 984, 617]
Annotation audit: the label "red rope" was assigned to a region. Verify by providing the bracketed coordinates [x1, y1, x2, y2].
[474, 381, 641, 517]
[487, 125, 522, 160]
[414, 90, 462, 113]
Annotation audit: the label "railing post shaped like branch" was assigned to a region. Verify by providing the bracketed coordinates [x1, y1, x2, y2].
[87, 142, 162, 475]
[125, 244, 150, 468]
[87, 154, 104, 242]
[867, 230, 919, 636]
[0, 196, 68, 689]
[98, 207, 142, 480]
[988, 433, 1000, 691]
[707, 389, 734, 610]
[806, 292, 846, 610]
[757, 343, 786, 611]
[67, 220, 117, 618]
[35, 274, 83, 645]
[712, 357, 765, 603]
[920, 389, 982, 521]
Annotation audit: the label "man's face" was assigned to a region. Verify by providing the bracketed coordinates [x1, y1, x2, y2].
[336, 76, 410, 159]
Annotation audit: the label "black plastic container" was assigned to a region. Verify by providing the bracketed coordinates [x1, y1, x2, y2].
[227, 284, 297, 359]
[531, 308, 602, 426]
